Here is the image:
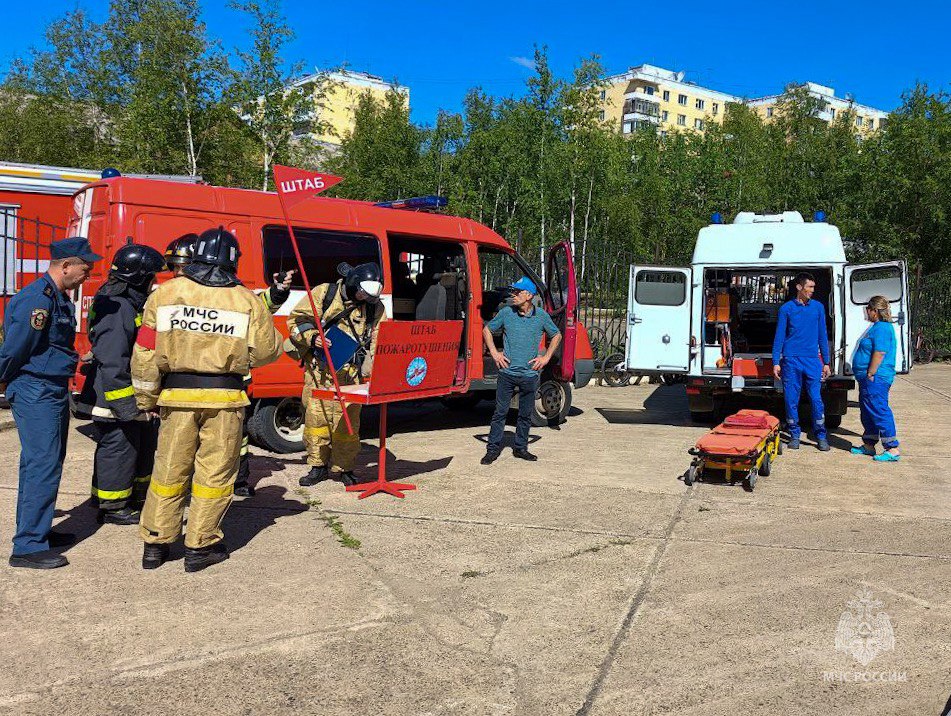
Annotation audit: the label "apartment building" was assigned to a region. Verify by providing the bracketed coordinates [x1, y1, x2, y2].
[289, 69, 410, 148]
[601, 64, 741, 136]
[747, 82, 889, 136]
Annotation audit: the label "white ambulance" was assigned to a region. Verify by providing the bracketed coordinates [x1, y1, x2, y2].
[624, 211, 911, 427]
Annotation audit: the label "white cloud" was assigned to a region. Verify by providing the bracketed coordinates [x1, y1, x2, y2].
[509, 56, 536, 70]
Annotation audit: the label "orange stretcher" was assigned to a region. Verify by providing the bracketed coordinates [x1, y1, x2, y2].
[684, 409, 782, 491]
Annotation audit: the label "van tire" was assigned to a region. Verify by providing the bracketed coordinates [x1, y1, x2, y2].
[532, 379, 572, 427]
[247, 398, 305, 454]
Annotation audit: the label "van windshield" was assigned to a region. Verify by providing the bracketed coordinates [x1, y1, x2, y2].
[261, 225, 380, 289]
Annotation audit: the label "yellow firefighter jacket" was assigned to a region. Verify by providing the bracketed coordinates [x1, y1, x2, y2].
[286, 280, 385, 380]
[132, 276, 282, 410]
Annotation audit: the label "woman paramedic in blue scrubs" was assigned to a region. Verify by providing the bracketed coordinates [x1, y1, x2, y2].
[850, 295, 901, 462]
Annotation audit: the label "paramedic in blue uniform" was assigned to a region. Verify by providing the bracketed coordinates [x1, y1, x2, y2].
[772, 272, 831, 452]
[0, 237, 101, 569]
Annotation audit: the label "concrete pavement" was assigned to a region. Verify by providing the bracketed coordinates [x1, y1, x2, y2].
[0, 366, 948, 715]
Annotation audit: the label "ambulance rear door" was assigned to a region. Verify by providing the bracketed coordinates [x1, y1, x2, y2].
[625, 266, 692, 374]
[844, 261, 911, 374]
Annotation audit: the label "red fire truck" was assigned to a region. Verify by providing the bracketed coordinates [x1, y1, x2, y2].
[66, 175, 595, 452]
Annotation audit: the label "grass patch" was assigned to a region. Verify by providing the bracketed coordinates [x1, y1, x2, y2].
[461, 570, 485, 579]
[295, 488, 362, 550]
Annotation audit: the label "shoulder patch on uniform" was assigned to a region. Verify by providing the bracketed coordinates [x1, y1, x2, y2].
[30, 308, 49, 330]
[42, 284, 54, 298]
[136, 324, 156, 350]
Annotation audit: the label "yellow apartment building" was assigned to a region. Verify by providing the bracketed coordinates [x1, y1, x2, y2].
[290, 69, 410, 148]
[600, 64, 741, 136]
[747, 82, 889, 137]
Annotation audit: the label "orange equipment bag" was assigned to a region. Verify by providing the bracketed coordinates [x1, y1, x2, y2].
[695, 409, 780, 456]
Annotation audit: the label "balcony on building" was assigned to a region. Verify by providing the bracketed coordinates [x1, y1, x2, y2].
[622, 94, 661, 126]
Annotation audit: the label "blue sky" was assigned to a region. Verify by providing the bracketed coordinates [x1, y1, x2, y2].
[3, 0, 946, 125]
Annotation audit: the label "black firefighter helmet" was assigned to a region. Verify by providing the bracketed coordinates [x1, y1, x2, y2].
[109, 243, 166, 286]
[183, 227, 242, 287]
[165, 233, 198, 268]
[338, 261, 383, 302]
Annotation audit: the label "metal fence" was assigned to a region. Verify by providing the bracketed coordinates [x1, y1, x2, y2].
[1, 209, 65, 315]
[913, 269, 951, 357]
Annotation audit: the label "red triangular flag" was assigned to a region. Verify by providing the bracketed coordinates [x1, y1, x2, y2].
[273, 165, 343, 208]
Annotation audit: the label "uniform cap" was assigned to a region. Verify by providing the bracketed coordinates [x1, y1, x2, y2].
[50, 237, 102, 263]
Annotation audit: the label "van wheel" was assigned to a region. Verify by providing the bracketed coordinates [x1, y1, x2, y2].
[533, 379, 572, 427]
[247, 398, 305, 454]
[825, 414, 842, 431]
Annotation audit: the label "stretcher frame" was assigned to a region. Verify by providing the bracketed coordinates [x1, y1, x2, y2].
[684, 421, 782, 491]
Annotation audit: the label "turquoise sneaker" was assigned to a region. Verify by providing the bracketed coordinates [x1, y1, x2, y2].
[850, 445, 876, 456]
[873, 452, 900, 462]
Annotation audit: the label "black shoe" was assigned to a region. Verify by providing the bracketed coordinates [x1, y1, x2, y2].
[184, 543, 229, 573]
[234, 483, 255, 497]
[46, 531, 76, 548]
[97, 508, 141, 526]
[142, 543, 170, 570]
[513, 448, 538, 462]
[337, 471, 359, 487]
[299, 466, 330, 486]
[9, 550, 68, 569]
[480, 450, 501, 465]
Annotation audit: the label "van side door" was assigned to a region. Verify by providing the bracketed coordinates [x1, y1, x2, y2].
[543, 241, 578, 382]
[625, 266, 692, 374]
[844, 261, 911, 374]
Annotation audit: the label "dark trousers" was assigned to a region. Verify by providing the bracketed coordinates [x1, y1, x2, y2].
[92, 418, 158, 511]
[7, 375, 70, 555]
[236, 431, 250, 488]
[487, 371, 539, 452]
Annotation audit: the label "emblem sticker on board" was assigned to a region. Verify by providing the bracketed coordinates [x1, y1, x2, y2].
[30, 308, 49, 330]
[406, 356, 427, 387]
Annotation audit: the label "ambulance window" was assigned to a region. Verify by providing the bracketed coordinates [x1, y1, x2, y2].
[850, 265, 902, 304]
[635, 270, 686, 306]
[261, 226, 379, 289]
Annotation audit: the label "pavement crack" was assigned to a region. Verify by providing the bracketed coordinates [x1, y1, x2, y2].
[574, 486, 694, 716]
[900, 375, 951, 402]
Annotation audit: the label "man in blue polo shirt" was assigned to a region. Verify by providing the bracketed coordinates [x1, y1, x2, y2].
[481, 277, 562, 464]
[772, 272, 831, 451]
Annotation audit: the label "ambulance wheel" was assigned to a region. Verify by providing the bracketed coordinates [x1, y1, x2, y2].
[760, 452, 772, 477]
[248, 398, 305, 454]
[532, 379, 572, 427]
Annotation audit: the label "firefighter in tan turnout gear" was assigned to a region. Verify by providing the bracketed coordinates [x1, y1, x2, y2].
[132, 228, 282, 573]
[287, 262, 385, 487]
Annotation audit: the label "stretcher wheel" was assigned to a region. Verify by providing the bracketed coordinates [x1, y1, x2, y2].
[760, 452, 772, 477]
[776, 436, 783, 455]
[684, 463, 699, 486]
[744, 468, 758, 491]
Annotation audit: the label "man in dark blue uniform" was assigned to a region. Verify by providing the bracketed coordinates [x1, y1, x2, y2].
[0, 238, 101, 568]
[772, 272, 832, 452]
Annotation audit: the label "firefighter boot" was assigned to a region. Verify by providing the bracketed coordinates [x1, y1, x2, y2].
[234, 451, 254, 497]
[142, 543, 170, 570]
[299, 466, 330, 486]
[184, 543, 229, 573]
[98, 507, 142, 526]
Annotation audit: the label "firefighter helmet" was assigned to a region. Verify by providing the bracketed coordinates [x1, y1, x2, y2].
[338, 262, 383, 301]
[109, 244, 166, 286]
[165, 234, 198, 268]
[192, 227, 241, 272]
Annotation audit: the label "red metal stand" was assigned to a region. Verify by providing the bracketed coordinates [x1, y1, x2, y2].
[345, 404, 417, 499]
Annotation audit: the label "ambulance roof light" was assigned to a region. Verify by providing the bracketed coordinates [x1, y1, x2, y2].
[101, 167, 121, 179]
[711, 212, 724, 224]
[374, 195, 448, 211]
[813, 210, 827, 222]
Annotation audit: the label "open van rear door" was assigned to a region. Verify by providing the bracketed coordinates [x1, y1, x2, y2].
[844, 261, 911, 374]
[625, 266, 692, 374]
[544, 241, 578, 382]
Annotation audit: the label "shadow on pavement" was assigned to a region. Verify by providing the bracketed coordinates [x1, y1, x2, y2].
[53, 497, 104, 551]
[224, 485, 309, 555]
[472, 431, 542, 449]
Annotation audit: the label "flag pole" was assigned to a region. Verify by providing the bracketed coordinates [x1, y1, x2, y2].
[274, 185, 354, 435]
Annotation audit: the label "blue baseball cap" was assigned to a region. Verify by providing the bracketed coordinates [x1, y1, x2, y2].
[50, 237, 102, 263]
[509, 276, 537, 295]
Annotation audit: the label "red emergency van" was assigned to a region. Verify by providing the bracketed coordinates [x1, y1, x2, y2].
[67, 175, 595, 452]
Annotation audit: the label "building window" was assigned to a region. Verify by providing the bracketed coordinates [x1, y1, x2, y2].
[712, 102, 719, 116]
[645, 86, 655, 96]
[623, 122, 632, 134]
[678, 94, 687, 106]
[695, 98, 705, 110]
[662, 90, 670, 102]
[661, 110, 669, 122]
[599, 89, 606, 100]
[855, 116, 863, 127]
[830, 107, 836, 120]
[694, 118, 704, 130]
[677, 114, 686, 126]
[599, 109, 605, 121]
[660, 130, 668, 138]
[867, 117, 874, 129]
[766, 107, 774, 118]
[623, 98, 660, 117]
